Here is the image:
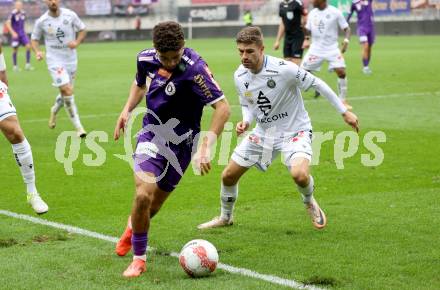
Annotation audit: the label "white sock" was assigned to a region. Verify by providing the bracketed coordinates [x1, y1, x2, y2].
[63, 95, 83, 129]
[133, 255, 146, 261]
[220, 182, 238, 221]
[337, 77, 348, 100]
[297, 175, 314, 204]
[52, 94, 64, 114]
[12, 138, 37, 194]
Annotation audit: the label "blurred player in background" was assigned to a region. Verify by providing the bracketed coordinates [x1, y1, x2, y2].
[0, 44, 48, 214]
[31, 0, 87, 137]
[243, 10, 253, 26]
[113, 21, 230, 278]
[301, 0, 353, 110]
[274, 0, 308, 65]
[5, 1, 34, 72]
[347, 0, 375, 74]
[198, 26, 359, 230]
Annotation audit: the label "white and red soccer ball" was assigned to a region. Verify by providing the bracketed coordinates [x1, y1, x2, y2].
[179, 239, 219, 277]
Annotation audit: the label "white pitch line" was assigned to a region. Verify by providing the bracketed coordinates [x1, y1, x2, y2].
[19, 90, 439, 124]
[0, 209, 324, 290]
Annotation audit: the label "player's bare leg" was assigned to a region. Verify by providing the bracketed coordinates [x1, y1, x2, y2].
[362, 42, 372, 74]
[335, 67, 352, 110]
[59, 83, 86, 137]
[290, 157, 326, 229]
[285, 57, 302, 66]
[116, 182, 171, 257]
[123, 172, 171, 278]
[198, 160, 248, 229]
[0, 116, 48, 214]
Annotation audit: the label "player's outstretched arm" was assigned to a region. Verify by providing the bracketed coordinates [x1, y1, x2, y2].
[313, 77, 359, 132]
[30, 39, 44, 61]
[193, 98, 230, 176]
[114, 81, 146, 140]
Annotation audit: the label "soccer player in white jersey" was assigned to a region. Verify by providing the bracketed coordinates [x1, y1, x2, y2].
[301, 0, 353, 110]
[0, 44, 48, 214]
[31, 0, 87, 137]
[198, 26, 359, 230]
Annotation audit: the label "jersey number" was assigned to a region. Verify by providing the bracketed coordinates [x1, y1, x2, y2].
[257, 91, 271, 116]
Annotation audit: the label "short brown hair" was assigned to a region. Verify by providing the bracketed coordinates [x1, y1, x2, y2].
[152, 21, 185, 52]
[236, 26, 263, 47]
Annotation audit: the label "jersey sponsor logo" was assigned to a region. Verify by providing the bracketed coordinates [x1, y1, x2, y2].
[165, 81, 176, 96]
[257, 91, 271, 116]
[56, 27, 65, 43]
[244, 91, 253, 103]
[204, 66, 221, 90]
[279, 61, 287, 66]
[267, 79, 276, 89]
[256, 112, 289, 124]
[265, 69, 279, 74]
[194, 74, 213, 99]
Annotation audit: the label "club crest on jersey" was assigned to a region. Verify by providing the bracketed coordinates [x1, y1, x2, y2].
[63, 19, 69, 25]
[244, 91, 253, 103]
[267, 79, 276, 89]
[165, 81, 176, 96]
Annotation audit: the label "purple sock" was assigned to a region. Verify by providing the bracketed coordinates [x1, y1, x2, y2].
[132, 232, 148, 256]
[26, 50, 31, 64]
[362, 58, 369, 67]
[13, 52, 17, 66]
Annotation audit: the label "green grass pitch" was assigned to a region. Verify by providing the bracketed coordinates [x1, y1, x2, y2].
[0, 35, 439, 289]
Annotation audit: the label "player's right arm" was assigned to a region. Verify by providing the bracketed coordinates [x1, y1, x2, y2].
[5, 16, 17, 38]
[346, 2, 355, 22]
[273, 20, 285, 51]
[30, 18, 44, 61]
[0, 45, 8, 85]
[234, 73, 253, 135]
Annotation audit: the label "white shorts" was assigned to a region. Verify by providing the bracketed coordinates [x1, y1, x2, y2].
[48, 63, 77, 87]
[301, 49, 346, 72]
[0, 81, 17, 122]
[231, 130, 313, 171]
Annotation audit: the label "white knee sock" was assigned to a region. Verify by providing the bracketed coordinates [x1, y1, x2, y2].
[12, 138, 37, 194]
[51, 94, 64, 114]
[337, 77, 348, 100]
[297, 175, 314, 204]
[220, 182, 238, 221]
[63, 95, 83, 129]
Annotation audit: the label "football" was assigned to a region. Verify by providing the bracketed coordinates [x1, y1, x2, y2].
[179, 239, 219, 277]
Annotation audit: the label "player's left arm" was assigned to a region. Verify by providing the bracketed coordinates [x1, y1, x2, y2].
[339, 12, 351, 53]
[68, 13, 87, 49]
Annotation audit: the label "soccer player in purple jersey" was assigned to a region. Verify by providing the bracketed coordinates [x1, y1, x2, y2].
[113, 21, 230, 278]
[5, 1, 33, 72]
[347, 0, 375, 74]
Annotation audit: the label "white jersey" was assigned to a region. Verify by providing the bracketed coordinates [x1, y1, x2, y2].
[31, 8, 85, 66]
[234, 55, 316, 137]
[306, 5, 349, 53]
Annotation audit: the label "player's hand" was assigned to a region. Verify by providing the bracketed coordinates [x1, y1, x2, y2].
[114, 110, 130, 141]
[35, 51, 44, 61]
[341, 41, 349, 53]
[273, 41, 280, 50]
[11, 32, 18, 39]
[342, 111, 359, 132]
[236, 121, 249, 136]
[302, 39, 310, 49]
[193, 140, 211, 176]
[68, 40, 78, 49]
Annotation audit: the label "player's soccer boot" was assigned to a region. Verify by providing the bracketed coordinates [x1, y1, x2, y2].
[115, 221, 132, 257]
[305, 197, 327, 229]
[25, 63, 35, 71]
[76, 127, 87, 138]
[27, 193, 49, 215]
[13, 66, 21, 72]
[48, 110, 57, 129]
[197, 216, 233, 230]
[342, 99, 353, 111]
[123, 258, 146, 278]
[362, 66, 372, 75]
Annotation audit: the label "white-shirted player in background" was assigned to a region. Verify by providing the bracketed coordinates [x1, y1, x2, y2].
[0, 44, 49, 214]
[31, 0, 87, 137]
[198, 26, 359, 230]
[301, 0, 353, 110]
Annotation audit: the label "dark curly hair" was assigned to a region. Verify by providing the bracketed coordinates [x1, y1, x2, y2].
[152, 21, 185, 52]
[236, 26, 263, 47]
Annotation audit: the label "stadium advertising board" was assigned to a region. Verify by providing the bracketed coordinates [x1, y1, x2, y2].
[178, 5, 240, 22]
[85, 0, 112, 16]
[373, 0, 411, 15]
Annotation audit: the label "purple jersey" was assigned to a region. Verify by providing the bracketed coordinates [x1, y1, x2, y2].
[9, 9, 27, 36]
[347, 0, 374, 30]
[135, 47, 224, 137]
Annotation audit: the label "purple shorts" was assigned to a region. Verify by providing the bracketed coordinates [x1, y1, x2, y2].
[357, 27, 375, 45]
[11, 34, 29, 48]
[133, 132, 193, 193]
